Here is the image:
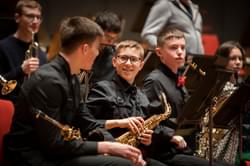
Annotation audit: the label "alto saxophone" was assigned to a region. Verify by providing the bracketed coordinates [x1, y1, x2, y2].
[116, 91, 172, 147]
[34, 109, 82, 141]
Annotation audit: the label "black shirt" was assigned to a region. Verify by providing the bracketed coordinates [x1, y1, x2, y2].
[87, 74, 150, 137]
[143, 63, 186, 119]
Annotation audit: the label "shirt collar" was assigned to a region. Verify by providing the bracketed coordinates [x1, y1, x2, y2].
[113, 73, 137, 95]
[158, 63, 178, 81]
[56, 54, 73, 78]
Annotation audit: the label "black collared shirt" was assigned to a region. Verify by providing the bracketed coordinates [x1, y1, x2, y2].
[87, 74, 150, 137]
[143, 63, 186, 119]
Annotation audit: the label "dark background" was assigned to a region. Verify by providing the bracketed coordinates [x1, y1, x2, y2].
[1, 0, 250, 47]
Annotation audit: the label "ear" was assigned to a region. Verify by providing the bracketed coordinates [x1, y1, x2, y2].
[155, 47, 162, 58]
[15, 13, 20, 23]
[112, 56, 117, 68]
[82, 43, 89, 55]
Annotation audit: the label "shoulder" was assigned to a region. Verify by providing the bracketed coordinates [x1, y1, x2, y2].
[151, 0, 173, 10]
[32, 61, 68, 90]
[144, 68, 164, 83]
[90, 80, 116, 95]
[0, 36, 14, 48]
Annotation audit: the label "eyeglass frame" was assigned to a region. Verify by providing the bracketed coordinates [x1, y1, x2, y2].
[115, 55, 143, 65]
[22, 13, 43, 22]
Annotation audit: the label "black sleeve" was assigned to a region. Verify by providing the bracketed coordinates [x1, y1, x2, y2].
[75, 103, 114, 141]
[27, 78, 98, 157]
[86, 82, 113, 119]
[143, 77, 165, 115]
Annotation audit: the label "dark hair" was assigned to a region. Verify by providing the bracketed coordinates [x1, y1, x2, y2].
[216, 41, 245, 58]
[59, 16, 104, 54]
[15, 0, 42, 14]
[93, 10, 122, 33]
[157, 26, 185, 47]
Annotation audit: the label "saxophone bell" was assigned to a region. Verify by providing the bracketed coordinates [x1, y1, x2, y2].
[0, 75, 17, 95]
[33, 108, 82, 141]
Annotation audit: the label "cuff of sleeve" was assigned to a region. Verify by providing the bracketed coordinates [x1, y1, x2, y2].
[81, 141, 98, 155]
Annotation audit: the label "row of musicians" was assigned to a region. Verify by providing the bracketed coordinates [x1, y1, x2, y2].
[2, 23, 245, 166]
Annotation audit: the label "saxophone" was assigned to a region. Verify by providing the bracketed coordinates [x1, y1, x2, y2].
[195, 81, 237, 159]
[34, 109, 82, 141]
[116, 92, 172, 147]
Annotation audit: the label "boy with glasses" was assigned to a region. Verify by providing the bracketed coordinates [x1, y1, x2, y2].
[87, 40, 167, 166]
[0, 0, 47, 103]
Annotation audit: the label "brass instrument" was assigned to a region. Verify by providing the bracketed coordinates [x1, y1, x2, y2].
[34, 109, 82, 141]
[78, 69, 92, 102]
[116, 92, 172, 147]
[0, 75, 17, 95]
[26, 31, 39, 59]
[25, 31, 39, 78]
[195, 81, 237, 159]
[183, 62, 206, 77]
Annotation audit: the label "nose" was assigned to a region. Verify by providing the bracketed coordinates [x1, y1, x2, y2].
[32, 17, 39, 23]
[177, 47, 184, 55]
[125, 58, 133, 65]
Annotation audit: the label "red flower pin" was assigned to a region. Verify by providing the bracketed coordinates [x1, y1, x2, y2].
[177, 76, 186, 87]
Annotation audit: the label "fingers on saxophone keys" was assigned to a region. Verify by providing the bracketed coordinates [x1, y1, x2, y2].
[129, 122, 138, 134]
[129, 117, 144, 134]
[133, 117, 144, 131]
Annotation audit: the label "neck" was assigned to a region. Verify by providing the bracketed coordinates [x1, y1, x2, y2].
[127, 79, 134, 85]
[166, 64, 178, 74]
[14, 30, 33, 43]
[60, 52, 80, 75]
[171, 67, 178, 74]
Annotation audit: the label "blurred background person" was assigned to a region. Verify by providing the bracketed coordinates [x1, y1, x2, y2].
[0, 0, 47, 103]
[141, 0, 204, 55]
[197, 41, 244, 165]
[90, 10, 123, 84]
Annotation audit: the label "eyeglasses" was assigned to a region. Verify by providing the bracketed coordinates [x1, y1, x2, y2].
[116, 55, 142, 64]
[23, 13, 42, 22]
